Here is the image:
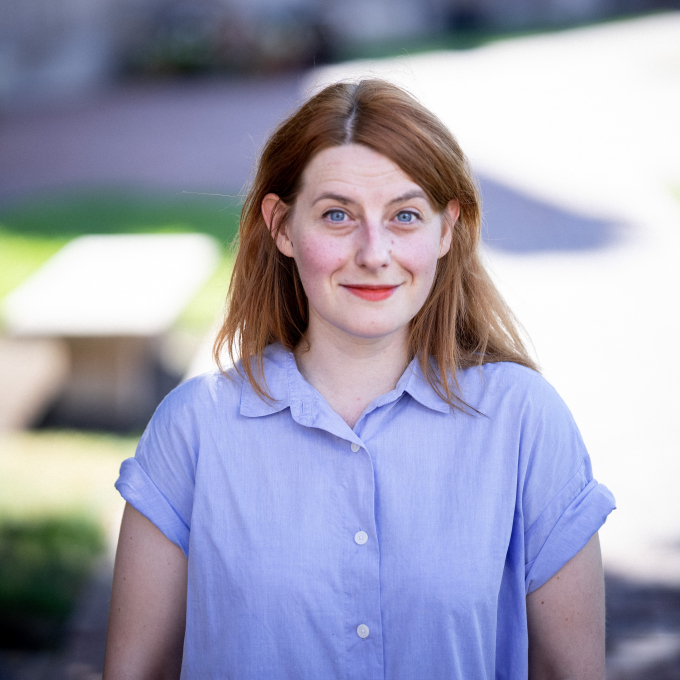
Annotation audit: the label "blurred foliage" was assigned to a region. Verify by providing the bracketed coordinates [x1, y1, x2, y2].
[0, 516, 104, 650]
[0, 229, 67, 301]
[335, 27, 537, 61]
[176, 253, 232, 333]
[0, 190, 241, 331]
[120, 5, 333, 76]
[0, 430, 137, 650]
[0, 189, 241, 242]
[118, 6, 661, 77]
[337, 11, 666, 62]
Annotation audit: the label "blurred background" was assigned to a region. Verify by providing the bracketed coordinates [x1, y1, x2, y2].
[1, 1, 679, 678]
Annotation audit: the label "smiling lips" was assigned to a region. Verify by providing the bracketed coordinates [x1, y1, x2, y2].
[342, 285, 399, 301]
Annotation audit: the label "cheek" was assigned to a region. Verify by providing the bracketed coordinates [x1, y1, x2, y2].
[398, 235, 442, 283]
[295, 234, 348, 290]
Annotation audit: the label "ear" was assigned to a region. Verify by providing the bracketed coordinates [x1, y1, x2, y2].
[262, 193, 294, 258]
[438, 199, 459, 258]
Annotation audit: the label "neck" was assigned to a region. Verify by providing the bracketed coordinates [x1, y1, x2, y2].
[294, 316, 409, 429]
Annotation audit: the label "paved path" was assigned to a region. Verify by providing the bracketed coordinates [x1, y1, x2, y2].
[0, 74, 302, 200]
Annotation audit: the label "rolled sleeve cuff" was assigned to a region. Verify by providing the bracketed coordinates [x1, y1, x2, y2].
[524, 480, 615, 594]
[115, 458, 190, 558]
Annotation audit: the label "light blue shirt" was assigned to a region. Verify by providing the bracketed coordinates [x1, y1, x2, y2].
[116, 343, 615, 679]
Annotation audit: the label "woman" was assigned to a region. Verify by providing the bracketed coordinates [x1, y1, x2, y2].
[104, 80, 615, 679]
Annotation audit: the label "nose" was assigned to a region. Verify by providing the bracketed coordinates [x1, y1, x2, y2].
[355, 220, 391, 271]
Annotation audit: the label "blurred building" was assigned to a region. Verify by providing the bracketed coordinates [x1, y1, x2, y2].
[0, 0, 114, 106]
[0, 0, 678, 106]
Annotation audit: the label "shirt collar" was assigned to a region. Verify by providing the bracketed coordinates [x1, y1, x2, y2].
[239, 343, 450, 422]
[238, 343, 292, 417]
[398, 357, 451, 414]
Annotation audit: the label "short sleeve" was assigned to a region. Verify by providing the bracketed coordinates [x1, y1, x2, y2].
[519, 377, 615, 594]
[115, 383, 200, 558]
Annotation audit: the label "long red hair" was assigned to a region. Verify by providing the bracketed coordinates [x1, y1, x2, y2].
[214, 79, 537, 407]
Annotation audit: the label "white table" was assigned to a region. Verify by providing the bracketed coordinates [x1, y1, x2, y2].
[2, 233, 220, 430]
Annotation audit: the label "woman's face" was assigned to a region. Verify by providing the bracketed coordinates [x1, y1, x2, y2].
[262, 144, 458, 345]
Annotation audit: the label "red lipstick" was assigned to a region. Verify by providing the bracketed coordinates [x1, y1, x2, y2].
[342, 285, 398, 301]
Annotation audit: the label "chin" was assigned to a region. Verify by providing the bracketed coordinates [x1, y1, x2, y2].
[338, 318, 409, 341]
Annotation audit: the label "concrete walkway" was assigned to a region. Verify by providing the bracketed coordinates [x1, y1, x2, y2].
[0, 74, 303, 200]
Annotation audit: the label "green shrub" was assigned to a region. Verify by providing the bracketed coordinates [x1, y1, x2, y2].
[0, 515, 105, 650]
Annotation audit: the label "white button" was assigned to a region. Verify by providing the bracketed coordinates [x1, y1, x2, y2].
[350, 443, 360, 452]
[357, 624, 369, 639]
[354, 531, 368, 545]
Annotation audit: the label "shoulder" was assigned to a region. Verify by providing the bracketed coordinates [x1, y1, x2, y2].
[155, 344, 293, 426]
[152, 367, 244, 427]
[456, 361, 560, 413]
[135, 367, 244, 472]
[459, 360, 541, 386]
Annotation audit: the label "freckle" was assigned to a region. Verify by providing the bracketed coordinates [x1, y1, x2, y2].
[565, 618, 569, 621]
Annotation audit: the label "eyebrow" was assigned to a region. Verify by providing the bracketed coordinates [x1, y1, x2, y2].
[311, 189, 429, 207]
[311, 192, 354, 206]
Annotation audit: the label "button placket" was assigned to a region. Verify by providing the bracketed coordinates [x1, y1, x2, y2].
[341, 437, 383, 679]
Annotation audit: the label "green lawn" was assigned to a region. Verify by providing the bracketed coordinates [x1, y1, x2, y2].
[0, 189, 241, 240]
[0, 430, 138, 649]
[0, 189, 242, 333]
[0, 230, 68, 303]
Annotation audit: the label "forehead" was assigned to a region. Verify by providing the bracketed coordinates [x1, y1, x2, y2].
[299, 144, 422, 198]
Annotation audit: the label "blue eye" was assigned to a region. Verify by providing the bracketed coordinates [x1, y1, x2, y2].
[327, 210, 346, 222]
[396, 211, 416, 223]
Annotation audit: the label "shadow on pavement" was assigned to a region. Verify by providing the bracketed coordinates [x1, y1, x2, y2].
[479, 176, 623, 253]
[605, 573, 680, 680]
